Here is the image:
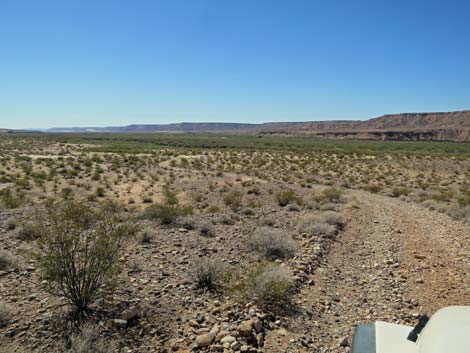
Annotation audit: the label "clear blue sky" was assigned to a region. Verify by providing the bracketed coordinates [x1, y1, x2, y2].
[1, 0, 469, 129]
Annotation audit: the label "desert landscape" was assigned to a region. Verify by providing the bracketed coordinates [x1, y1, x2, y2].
[2, 1, 470, 352]
[0, 132, 469, 353]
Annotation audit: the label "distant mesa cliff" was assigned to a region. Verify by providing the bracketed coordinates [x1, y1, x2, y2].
[44, 110, 470, 142]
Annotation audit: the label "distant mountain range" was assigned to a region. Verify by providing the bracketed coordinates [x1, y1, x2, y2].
[3, 110, 470, 141]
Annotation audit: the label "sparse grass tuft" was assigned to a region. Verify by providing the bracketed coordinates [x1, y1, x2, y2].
[194, 257, 225, 291]
[67, 325, 114, 353]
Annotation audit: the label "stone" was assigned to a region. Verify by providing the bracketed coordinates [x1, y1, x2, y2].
[220, 335, 236, 344]
[231, 341, 241, 351]
[339, 336, 349, 347]
[196, 333, 215, 347]
[112, 319, 128, 328]
[238, 320, 253, 337]
[196, 313, 205, 324]
[121, 306, 139, 321]
[216, 330, 230, 342]
[252, 318, 263, 333]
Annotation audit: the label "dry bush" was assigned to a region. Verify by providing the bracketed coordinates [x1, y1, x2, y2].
[259, 217, 275, 227]
[313, 187, 344, 204]
[194, 257, 225, 291]
[321, 211, 342, 226]
[286, 204, 301, 212]
[240, 207, 255, 216]
[17, 221, 42, 241]
[142, 191, 192, 225]
[446, 206, 470, 222]
[232, 262, 294, 311]
[217, 214, 235, 225]
[0, 188, 23, 209]
[175, 215, 196, 230]
[249, 227, 296, 260]
[139, 229, 154, 244]
[223, 190, 243, 211]
[297, 214, 337, 237]
[275, 189, 301, 207]
[67, 325, 114, 353]
[0, 251, 16, 271]
[6, 218, 16, 230]
[198, 220, 214, 237]
[32, 201, 135, 316]
[305, 200, 319, 210]
[0, 302, 13, 328]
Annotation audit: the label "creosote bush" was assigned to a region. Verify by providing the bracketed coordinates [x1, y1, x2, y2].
[249, 227, 296, 260]
[223, 190, 243, 211]
[0, 188, 23, 209]
[32, 201, 135, 317]
[142, 189, 192, 225]
[275, 189, 301, 207]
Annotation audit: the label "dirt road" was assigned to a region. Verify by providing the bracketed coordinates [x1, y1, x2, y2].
[266, 191, 470, 352]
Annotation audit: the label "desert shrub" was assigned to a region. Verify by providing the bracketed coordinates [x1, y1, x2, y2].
[232, 262, 294, 310]
[364, 185, 382, 194]
[249, 227, 296, 260]
[0, 251, 15, 271]
[458, 191, 470, 207]
[275, 189, 300, 207]
[321, 211, 342, 226]
[142, 192, 192, 225]
[32, 201, 135, 316]
[95, 187, 106, 198]
[194, 258, 225, 291]
[240, 207, 255, 216]
[286, 204, 301, 212]
[0, 188, 22, 209]
[223, 190, 243, 211]
[67, 325, 114, 353]
[0, 303, 13, 328]
[176, 215, 196, 230]
[192, 193, 204, 203]
[6, 218, 16, 230]
[297, 214, 336, 236]
[206, 205, 221, 214]
[259, 217, 275, 227]
[323, 187, 343, 202]
[61, 187, 74, 200]
[391, 187, 411, 198]
[313, 187, 343, 203]
[305, 200, 319, 210]
[217, 214, 234, 225]
[198, 220, 214, 237]
[319, 202, 337, 211]
[17, 221, 42, 241]
[142, 196, 153, 204]
[446, 206, 470, 222]
[139, 229, 154, 244]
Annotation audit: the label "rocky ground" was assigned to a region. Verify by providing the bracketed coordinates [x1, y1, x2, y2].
[1, 187, 469, 353]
